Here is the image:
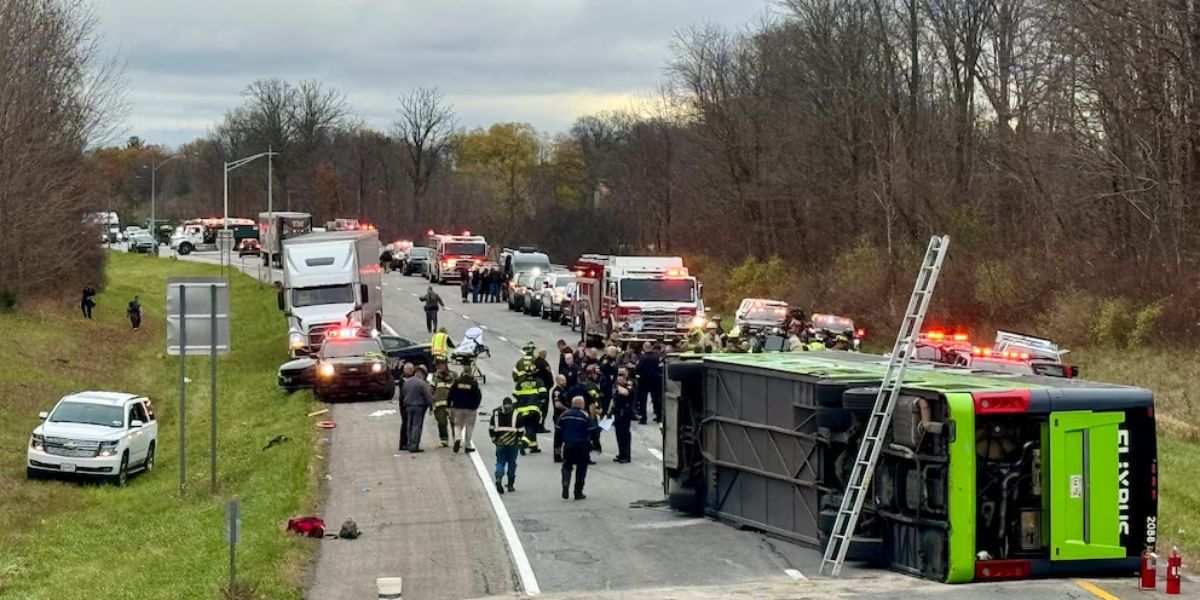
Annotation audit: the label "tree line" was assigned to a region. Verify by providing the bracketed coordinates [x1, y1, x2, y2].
[18, 0, 1199, 344]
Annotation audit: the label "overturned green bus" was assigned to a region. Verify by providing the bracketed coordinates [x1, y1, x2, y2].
[662, 351, 1157, 583]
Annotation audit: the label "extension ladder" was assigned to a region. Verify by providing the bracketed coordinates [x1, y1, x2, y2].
[819, 235, 950, 577]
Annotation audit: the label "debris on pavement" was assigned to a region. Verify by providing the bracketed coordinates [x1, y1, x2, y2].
[338, 519, 361, 539]
[316, 420, 336, 429]
[368, 408, 397, 418]
[307, 408, 330, 417]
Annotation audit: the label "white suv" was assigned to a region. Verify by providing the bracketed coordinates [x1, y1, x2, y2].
[27, 392, 158, 486]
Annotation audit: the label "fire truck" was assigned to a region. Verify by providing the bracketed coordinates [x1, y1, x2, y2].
[572, 254, 703, 345]
[424, 231, 488, 284]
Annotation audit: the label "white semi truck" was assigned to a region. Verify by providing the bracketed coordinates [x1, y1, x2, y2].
[279, 230, 383, 357]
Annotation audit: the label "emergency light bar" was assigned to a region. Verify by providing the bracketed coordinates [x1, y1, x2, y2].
[972, 347, 1030, 361]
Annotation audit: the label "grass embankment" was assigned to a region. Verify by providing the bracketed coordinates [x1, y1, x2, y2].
[0, 252, 321, 599]
[1074, 349, 1200, 556]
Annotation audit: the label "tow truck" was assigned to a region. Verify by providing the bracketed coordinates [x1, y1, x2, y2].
[573, 255, 704, 345]
[169, 218, 257, 255]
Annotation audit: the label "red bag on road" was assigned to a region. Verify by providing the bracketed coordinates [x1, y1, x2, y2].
[286, 516, 325, 538]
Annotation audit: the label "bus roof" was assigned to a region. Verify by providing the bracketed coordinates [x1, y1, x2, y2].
[696, 351, 1143, 395]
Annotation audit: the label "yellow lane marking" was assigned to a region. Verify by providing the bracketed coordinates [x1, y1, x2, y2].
[1075, 580, 1121, 600]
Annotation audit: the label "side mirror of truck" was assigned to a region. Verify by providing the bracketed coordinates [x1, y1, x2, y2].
[277, 289, 285, 312]
[360, 283, 369, 303]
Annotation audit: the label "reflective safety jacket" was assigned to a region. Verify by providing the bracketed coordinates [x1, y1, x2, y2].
[431, 332, 451, 357]
[512, 378, 546, 408]
[512, 354, 536, 380]
[430, 370, 456, 407]
[489, 406, 521, 447]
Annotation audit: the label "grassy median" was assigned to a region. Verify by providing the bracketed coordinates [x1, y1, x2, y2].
[0, 252, 321, 599]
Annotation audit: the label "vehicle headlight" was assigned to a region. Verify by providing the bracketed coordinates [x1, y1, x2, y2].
[371, 362, 384, 373]
[30, 434, 44, 451]
[289, 332, 305, 349]
[691, 316, 707, 328]
[98, 440, 120, 457]
[318, 363, 335, 378]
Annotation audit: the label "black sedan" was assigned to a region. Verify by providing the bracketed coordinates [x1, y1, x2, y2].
[277, 331, 432, 396]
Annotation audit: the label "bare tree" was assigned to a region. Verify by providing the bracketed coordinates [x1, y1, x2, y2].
[395, 87, 457, 221]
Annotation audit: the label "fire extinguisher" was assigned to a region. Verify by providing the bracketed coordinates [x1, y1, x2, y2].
[1141, 548, 1158, 590]
[1167, 546, 1182, 595]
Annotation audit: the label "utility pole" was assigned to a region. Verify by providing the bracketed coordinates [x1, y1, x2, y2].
[144, 154, 183, 250]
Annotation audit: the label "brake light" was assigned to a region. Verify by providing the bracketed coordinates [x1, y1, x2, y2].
[974, 559, 1031, 580]
[972, 390, 1032, 414]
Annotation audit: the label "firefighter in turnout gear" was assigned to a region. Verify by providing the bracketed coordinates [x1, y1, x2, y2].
[489, 397, 521, 494]
[512, 341, 537, 381]
[512, 373, 546, 454]
[429, 358, 456, 447]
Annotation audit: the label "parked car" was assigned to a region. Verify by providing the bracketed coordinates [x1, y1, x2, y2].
[508, 270, 539, 312]
[27, 391, 158, 486]
[126, 231, 156, 254]
[522, 274, 553, 315]
[403, 247, 433, 276]
[539, 273, 577, 321]
[237, 238, 261, 257]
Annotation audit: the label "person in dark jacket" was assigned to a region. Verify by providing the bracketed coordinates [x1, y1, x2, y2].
[470, 269, 482, 303]
[459, 270, 471, 302]
[533, 350, 554, 431]
[419, 287, 445, 333]
[126, 296, 143, 331]
[400, 364, 434, 452]
[598, 346, 619, 413]
[558, 351, 580, 389]
[610, 372, 634, 463]
[637, 344, 664, 423]
[559, 396, 593, 500]
[565, 365, 604, 460]
[549, 374, 570, 462]
[447, 366, 483, 453]
[80, 286, 96, 319]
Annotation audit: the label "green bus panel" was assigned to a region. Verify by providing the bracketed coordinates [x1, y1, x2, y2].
[1049, 410, 1125, 561]
[944, 392, 976, 583]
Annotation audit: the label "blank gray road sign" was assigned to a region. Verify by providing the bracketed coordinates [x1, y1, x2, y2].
[216, 229, 235, 252]
[167, 277, 230, 356]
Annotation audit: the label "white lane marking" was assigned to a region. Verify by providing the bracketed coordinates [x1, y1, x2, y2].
[462, 314, 470, 319]
[384, 317, 539, 595]
[468, 448, 541, 595]
[375, 285, 382, 290]
[480, 325, 489, 330]
[632, 519, 707, 530]
[784, 569, 807, 581]
[498, 336, 508, 342]
[647, 448, 663, 462]
[410, 293, 419, 297]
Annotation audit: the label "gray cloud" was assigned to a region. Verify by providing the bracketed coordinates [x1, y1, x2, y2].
[95, 0, 767, 147]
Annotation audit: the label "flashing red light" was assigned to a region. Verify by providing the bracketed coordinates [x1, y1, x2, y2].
[972, 390, 1032, 415]
[975, 559, 1031, 580]
[928, 331, 946, 341]
[665, 268, 688, 277]
[856, 328, 866, 338]
[426, 229, 435, 236]
[325, 327, 360, 340]
[462, 229, 471, 236]
[953, 333, 969, 342]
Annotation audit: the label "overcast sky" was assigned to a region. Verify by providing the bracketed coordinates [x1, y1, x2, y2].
[94, 1, 767, 148]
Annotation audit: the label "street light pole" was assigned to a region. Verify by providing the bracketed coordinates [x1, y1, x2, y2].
[145, 153, 183, 250]
[222, 150, 278, 275]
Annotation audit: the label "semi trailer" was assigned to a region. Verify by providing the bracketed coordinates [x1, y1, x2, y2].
[662, 351, 1156, 583]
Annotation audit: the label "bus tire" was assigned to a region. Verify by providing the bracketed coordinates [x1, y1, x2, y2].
[842, 387, 880, 411]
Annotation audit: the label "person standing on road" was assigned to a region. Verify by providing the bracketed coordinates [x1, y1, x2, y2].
[429, 358, 456, 448]
[400, 364, 433, 453]
[534, 350, 554, 431]
[420, 287, 445, 333]
[447, 363, 482, 453]
[126, 296, 143, 331]
[550, 374, 569, 463]
[471, 269, 483, 303]
[559, 351, 580, 389]
[459, 269, 471, 303]
[431, 327, 453, 361]
[610, 372, 634, 463]
[489, 269, 502, 303]
[489, 397, 521, 494]
[512, 374, 546, 454]
[637, 344, 664, 423]
[559, 396, 593, 500]
[80, 286, 96, 319]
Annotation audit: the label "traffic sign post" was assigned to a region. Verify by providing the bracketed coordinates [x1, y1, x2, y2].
[226, 499, 241, 590]
[217, 229, 235, 278]
[167, 277, 231, 496]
